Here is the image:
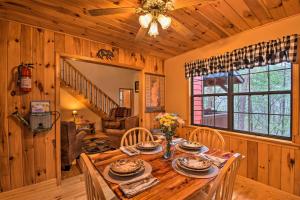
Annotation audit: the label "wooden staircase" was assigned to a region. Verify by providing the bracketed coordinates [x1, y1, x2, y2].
[60, 60, 119, 117]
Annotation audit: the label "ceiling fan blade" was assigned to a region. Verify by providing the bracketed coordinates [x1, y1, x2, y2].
[88, 7, 136, 16]
[135, 27, 147, 42]
[173, 0, 216, 10]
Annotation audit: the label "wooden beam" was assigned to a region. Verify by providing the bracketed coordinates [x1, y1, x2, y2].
[224, 0, 261, 28]
[243, 0, 273, 24]
[211, 0, 250, 31]
[174, 0, 215, 9]
[88, 7, 136, 16]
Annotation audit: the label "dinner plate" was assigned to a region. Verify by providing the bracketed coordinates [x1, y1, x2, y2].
[139, 145, 163, 155]
[110, 159, 143, 174]
[176, 160, 211, 172]
[103, 160, 153, 184]
[180, 141, 203, 150]
[177, 157, 212, 170]
[172, 158, 219, 179]
[136, 141, 160, 151]
[109, 165, 145, 177]
[175, 144, 209, 154]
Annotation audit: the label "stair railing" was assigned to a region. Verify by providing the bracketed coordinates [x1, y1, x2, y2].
[61, 60, 119, 115]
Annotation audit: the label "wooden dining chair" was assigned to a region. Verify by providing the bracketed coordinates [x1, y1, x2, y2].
[120, 127, 154, 147]
[189, 153, 242, 200]
[189, 127, 225, 151]
[80, 153, 118, 200]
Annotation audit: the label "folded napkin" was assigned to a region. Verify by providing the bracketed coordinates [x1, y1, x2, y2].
[120, 146, 140, 156]
[200, 154, 227, 168]
[119, 175, 160, 198]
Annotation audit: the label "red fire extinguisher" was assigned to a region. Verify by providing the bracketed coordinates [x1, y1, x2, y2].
[17, 63, 33, 93]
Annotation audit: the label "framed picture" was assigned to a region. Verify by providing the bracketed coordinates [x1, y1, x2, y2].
[135, 81, 139, 93]
[145, 73, 165, 113]
[31, 101, 50, 113]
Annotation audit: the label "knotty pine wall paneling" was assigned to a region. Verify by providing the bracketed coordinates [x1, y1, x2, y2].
[0, 19, 164, 192]
[0, 19, 10, 192]
[7, 21, 23, 189]
[20, 24, 35, 186]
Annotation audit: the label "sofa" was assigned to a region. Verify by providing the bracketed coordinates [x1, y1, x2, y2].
[61, 121, 87, 170]
[102, 107, 139, 146]
[105, 116, 139, 147]
[102, 107, 131, 131]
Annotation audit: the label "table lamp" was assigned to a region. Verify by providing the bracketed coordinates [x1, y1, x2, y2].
[72, 110, 78, 122]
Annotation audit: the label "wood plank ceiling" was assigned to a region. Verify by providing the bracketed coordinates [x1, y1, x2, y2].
[0, 0, 300, 59]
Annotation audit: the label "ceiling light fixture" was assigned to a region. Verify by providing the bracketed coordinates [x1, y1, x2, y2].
[148, 21, 159, 37]
[139, 13, 153, 28]
[136, 0, 174, 37]
[157, 14, 172, 30]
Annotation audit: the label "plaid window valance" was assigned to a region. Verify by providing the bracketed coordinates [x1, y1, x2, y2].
[185, 34, 298, 78]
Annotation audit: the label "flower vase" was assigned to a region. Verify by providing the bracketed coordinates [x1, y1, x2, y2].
[163, 134, 173, 159]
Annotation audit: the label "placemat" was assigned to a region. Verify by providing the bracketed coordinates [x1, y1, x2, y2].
[102, 160, 152, 184]
[172, 158, 219, 179]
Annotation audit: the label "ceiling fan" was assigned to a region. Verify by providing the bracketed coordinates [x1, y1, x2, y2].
[88, 0, 215, 40]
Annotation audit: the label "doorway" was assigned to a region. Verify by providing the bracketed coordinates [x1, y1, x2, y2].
[119, 88, 134, 114]
[55, 53, 144, 185]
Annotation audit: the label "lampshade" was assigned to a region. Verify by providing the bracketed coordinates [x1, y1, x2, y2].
[148, 21, 159, 37]
[72, 110, 78, 115]
[139, 13, 153, 28]
[157, 14, 172, 30]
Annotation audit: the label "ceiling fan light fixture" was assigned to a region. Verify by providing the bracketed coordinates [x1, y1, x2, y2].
[148, 21, 159, 37]
[157, 14, 172, 30]
[139, 13, 153, 28]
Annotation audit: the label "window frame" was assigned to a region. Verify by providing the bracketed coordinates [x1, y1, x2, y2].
[191, 64, 293, 141]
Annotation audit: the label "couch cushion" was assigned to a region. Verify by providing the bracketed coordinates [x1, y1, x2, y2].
[115, 107, 126, 117]
[105, 128, 126, 135]
[103, 121, 121, 129]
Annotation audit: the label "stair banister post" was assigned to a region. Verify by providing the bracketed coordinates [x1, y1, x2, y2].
[95, 88, 98, 108]
[74, 69, 76, 89]
[85, 79, 87, 98]
[61, 61, 63, 82]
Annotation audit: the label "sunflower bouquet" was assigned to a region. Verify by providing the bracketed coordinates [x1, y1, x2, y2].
[156, 113, 184, 135]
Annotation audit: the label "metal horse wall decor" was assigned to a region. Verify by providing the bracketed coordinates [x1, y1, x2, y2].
[96, 49, 114, 60]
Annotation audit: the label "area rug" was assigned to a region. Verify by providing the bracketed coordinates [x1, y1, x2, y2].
[82, 138, 116, 154]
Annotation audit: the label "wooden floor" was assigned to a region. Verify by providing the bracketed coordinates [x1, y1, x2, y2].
[61, 162, 82, 180]
[0, 175, 299, 200]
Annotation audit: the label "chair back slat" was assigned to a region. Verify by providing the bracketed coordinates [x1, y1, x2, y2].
[207, 153, 242, 200]
[80, 153, 117, 200]
[120, 127, 154, 147]
[189, 127, 225, 151]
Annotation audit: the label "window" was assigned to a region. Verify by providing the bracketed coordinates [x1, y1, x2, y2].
[191, 62, 292, 140]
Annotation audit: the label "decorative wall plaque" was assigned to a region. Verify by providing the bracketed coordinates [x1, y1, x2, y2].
[96, 49, 114, 60]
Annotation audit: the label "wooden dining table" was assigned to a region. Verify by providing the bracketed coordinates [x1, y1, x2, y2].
[89, 144, 230, 200]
